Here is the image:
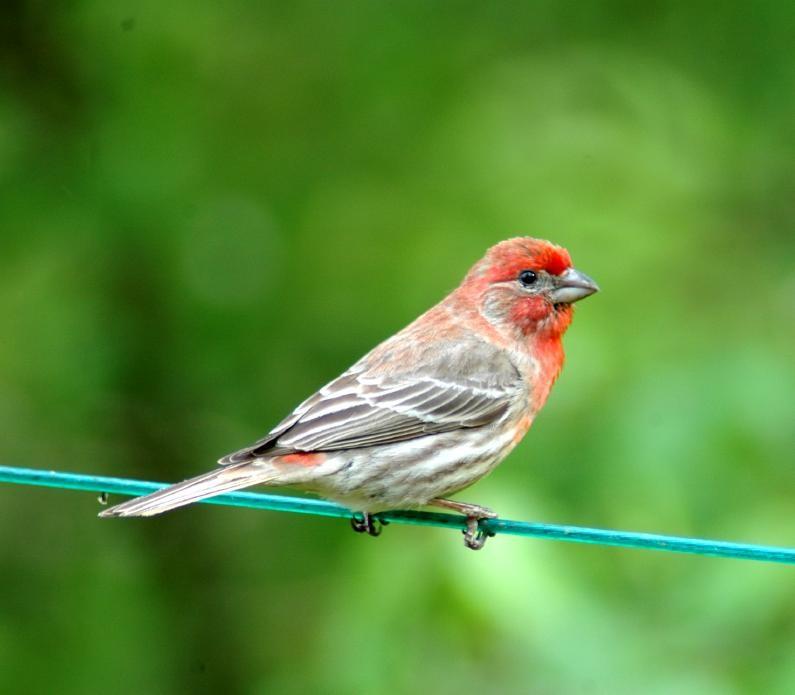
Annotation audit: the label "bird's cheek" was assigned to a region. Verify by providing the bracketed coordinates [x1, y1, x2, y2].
[510, 296, 552, 330]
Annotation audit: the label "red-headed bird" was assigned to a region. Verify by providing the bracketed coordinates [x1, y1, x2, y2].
[101, 238, 598, 548]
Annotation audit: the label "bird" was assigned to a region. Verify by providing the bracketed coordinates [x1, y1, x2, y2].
[100, 237, 598, 549]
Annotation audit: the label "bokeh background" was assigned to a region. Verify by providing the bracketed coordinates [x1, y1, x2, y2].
[2, 2, 795, 693]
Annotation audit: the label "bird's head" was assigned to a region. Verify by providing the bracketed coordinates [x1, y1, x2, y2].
[461, 237, 599, 341]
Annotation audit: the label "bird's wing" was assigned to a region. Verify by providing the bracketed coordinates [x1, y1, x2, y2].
[219, 337, 523, 464]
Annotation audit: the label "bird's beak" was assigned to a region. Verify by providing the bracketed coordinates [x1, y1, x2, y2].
[549, 267, 599, 304]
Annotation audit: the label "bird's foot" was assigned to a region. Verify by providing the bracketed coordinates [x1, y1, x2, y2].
[428, 498, 498, 551]
[463, 507, 497, 550]
[350, 512, 387, 537]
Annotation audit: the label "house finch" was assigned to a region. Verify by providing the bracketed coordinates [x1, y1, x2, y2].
[101, 237, 598, 549]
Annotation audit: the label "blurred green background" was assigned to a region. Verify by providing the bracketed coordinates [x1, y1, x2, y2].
[2, 2, 795, 693]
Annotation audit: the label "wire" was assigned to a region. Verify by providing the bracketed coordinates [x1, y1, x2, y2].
[1, 464, 793, 564]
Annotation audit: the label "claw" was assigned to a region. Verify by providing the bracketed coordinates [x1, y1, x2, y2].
[350, 512, 386, 537]
[463, 517, 495, 550]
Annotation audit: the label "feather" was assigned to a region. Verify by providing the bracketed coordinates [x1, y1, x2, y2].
[98, 462, 276, 517]
[218, 336, 523, 464]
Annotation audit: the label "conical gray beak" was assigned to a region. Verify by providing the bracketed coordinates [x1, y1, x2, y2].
[549, 267, 599, 304]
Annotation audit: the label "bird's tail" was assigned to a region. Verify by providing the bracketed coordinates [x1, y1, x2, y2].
[98, 462, 276, 518]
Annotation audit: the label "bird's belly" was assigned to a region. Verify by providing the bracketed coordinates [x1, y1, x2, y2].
[307, 423, 523, 512]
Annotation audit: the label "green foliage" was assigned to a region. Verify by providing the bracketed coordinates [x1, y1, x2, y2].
[1, 2, 794, 693]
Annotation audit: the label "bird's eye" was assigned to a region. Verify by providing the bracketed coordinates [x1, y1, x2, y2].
[518, 270, 538, 287]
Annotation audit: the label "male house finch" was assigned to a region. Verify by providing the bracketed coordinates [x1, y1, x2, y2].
[101, 237, 598, 549]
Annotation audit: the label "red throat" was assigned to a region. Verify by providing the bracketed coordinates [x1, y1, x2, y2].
[511, 300, 571, 409]
[529, 331, 567, 411]
[510, 298, 574, 339]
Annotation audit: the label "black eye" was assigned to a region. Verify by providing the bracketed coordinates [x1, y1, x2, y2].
[518, 270, 538, 287]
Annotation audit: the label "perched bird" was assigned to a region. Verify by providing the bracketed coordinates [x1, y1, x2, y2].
[101, 237, 598, 549]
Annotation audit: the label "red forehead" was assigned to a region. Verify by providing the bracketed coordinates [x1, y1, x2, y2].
[483, 240, 572, 282]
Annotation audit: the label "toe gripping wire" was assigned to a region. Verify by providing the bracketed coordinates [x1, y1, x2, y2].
[2, 465, 795, 564]
[350, 512, 389, 537]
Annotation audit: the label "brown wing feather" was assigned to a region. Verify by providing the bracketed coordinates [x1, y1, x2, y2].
[219, 335, 523, 464]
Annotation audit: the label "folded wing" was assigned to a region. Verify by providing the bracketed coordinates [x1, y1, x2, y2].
[219, 337, 523, 464]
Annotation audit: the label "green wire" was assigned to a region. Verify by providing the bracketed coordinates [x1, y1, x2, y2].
[1, 464, 794, 564]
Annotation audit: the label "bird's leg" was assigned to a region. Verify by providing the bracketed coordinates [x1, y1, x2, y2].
[350, 512, 386, 537]
[428, 498, 497, 550]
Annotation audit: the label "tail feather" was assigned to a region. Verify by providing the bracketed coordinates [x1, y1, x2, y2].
[98, 462, 276, 518]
